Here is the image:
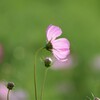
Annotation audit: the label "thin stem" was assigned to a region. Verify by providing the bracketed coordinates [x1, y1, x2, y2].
[34, 47, 44, 100]
[7, 90, 10, 100]
[40, 68, 48, 100]
[34, 62, 38, 100]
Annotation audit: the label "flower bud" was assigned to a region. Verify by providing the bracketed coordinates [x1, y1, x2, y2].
[7, 82, 14, 90]
[44, 57, 52, 68]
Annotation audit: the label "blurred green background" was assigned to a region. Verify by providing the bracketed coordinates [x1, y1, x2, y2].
[0, 0, 100, 100]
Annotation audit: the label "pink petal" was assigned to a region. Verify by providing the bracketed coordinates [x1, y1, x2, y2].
[52, 49, 70, 62]
[52, 38, 70, 50]
[46, 25, 62, 41]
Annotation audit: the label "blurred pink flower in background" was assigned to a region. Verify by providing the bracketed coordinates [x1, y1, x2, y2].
[0, 82, 7, 100]
[55, 82, 75, 94]
[0, 82, 28, 100]
[90, 54, 100, 70]
[0, 44, 4, 63]
[51, 54, 77, 70]
[10, 89, 28, 100]
[46, 25, 70, 62]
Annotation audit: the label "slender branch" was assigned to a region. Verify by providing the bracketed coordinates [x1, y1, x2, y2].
[34, 47, 44, 100]
[40, 68, 48, 100]
[7, 90, 10, 100]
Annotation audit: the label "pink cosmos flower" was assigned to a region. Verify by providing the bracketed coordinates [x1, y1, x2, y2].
[45, 25, 70, 62]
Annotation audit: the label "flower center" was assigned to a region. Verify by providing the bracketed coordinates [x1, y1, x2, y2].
[45, 42, 53, 51]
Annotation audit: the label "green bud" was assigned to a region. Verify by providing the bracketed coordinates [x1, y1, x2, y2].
[44, 57, 52, 68]
[7, 82, 14, 90]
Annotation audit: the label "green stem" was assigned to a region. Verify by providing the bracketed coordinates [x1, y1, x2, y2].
[7, 90, 10, 100]
[34, 47, 44, 100]
[40, 68, 48, 100]
[34, 62, 38, 100]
